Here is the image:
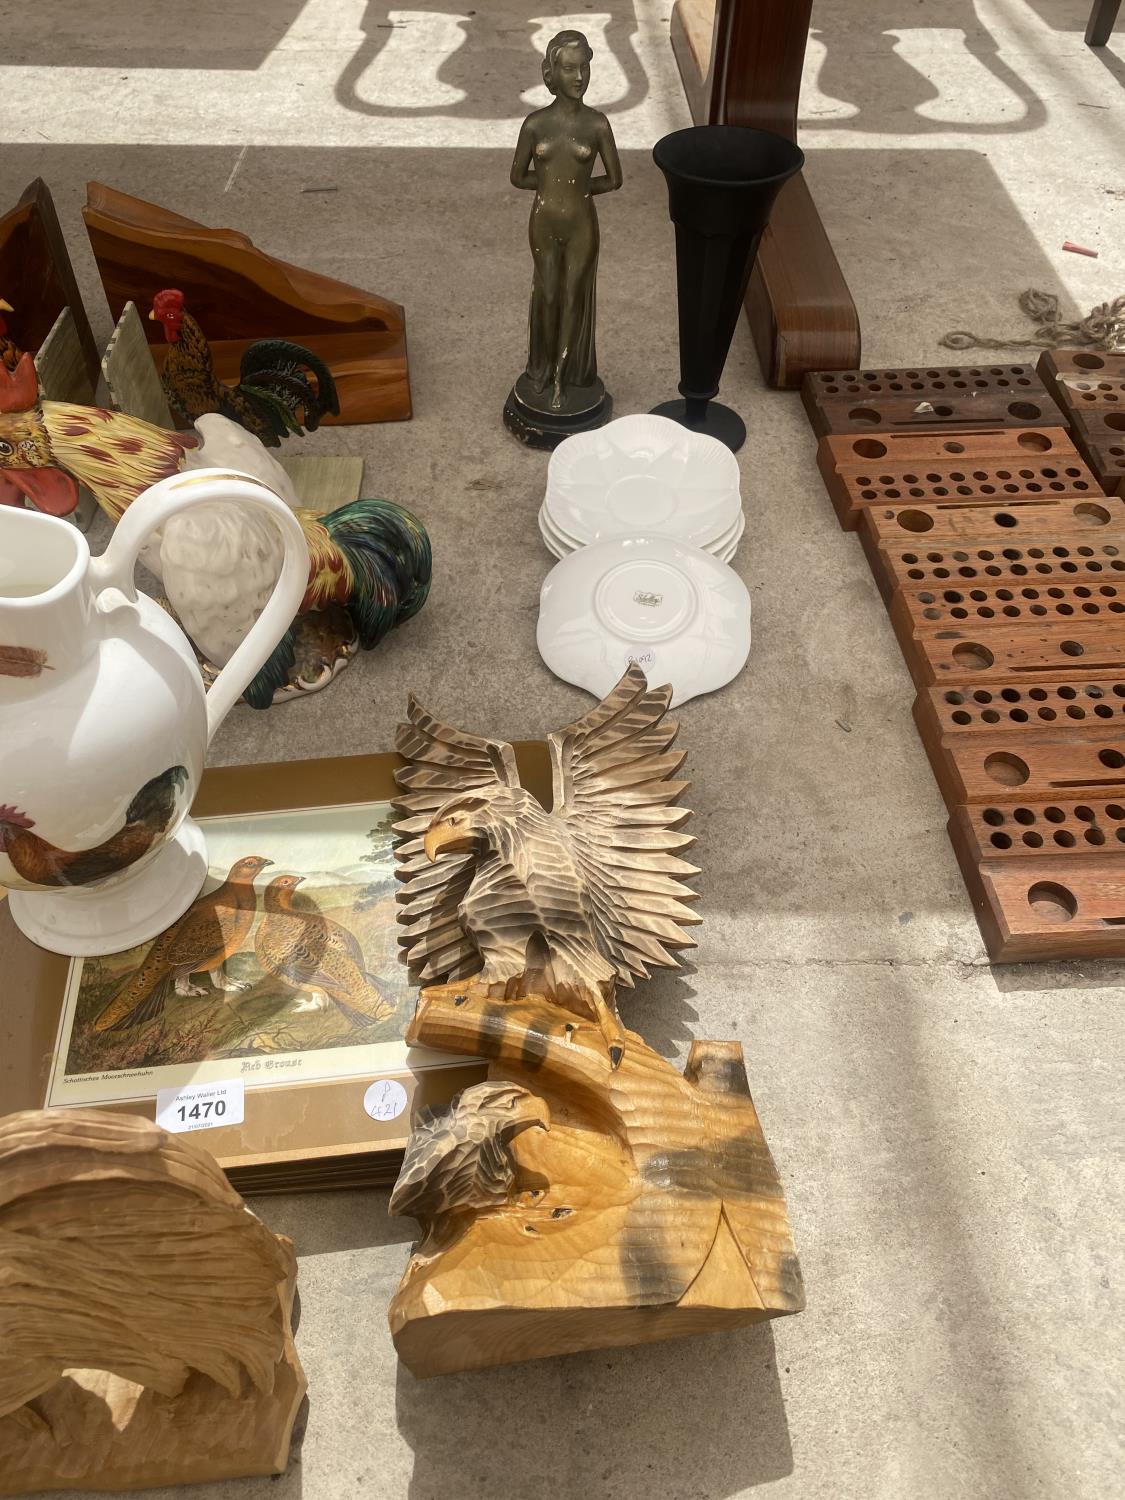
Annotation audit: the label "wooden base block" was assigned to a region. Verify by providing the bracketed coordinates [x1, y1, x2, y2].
[916, 677, 1125, 741]
[1069, 410, 1125, 497]
[892, 576, 1125, 640]
[913, 621, 1125, 688]
[912, 710, 1125, 807]
[868, 528, 1125, 606]
[390, 984, 803, 1378]
[948, 836, 1125, 961]
[954, 797, 1125, 864]
[802, 362, 1054, 438]
[1037, 349, 1125, 497]
[858, 496, 1125, 555]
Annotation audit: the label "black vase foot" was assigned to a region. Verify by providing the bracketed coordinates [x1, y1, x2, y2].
[650, 398, 746, 453]
[504, 384, 613, 450]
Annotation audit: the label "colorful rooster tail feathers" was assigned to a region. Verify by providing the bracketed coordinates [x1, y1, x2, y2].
[321, 498, 433, 648]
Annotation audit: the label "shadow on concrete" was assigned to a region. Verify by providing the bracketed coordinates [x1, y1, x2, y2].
[0, 0, 311, 69]
[987, 957, 1125, 993]
[396, 1319, 793, 1497]
[801, 1, 1050, 135]
[335, 1, 650, 121]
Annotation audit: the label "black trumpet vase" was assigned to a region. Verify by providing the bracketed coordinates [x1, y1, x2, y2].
[651, 125, 804, 452]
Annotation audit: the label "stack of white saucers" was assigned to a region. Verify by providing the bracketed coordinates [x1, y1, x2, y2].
[538, 413, 744, 561]
[535, 415, 752, 707]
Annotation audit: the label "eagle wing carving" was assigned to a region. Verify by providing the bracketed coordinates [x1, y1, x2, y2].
[549, 665, 700, 986]
[393, 694, 522, 982]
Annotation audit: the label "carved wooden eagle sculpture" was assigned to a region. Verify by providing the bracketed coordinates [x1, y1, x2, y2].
[393, 666, 700, 1063]
[389, 1082, 550, 1248]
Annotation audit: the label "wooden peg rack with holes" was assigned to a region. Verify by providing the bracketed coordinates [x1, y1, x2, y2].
[804, 359, 1125, 962]
[1037, 349, 1125, 498]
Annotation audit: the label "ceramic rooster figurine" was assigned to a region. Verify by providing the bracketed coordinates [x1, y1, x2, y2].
[0, 297, 21, 372]
[151, 289, 339, 446]
[0, 354, 431, 706]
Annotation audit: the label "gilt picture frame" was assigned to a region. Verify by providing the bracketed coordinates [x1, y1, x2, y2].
[0, 748, 552, 1191]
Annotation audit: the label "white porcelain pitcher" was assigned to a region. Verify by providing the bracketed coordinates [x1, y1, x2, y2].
[0, 469, 307, 956]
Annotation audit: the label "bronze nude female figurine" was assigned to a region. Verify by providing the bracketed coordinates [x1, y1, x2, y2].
[503, 30, 623, 448]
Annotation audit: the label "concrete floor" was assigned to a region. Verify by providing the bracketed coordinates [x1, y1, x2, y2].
[3, 1, 1124, 1496]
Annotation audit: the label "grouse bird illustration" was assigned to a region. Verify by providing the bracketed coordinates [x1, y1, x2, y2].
[0, 766, 189, 891]
[151, 288, 339, 446]
[393, 666, 700, 1065]
[254, 874, 395, 1026]
[389, 1082, 550, 1248]
[93, 854, 273, 1032]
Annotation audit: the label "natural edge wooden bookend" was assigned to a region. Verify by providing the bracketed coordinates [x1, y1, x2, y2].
[83, 181, 411, 426]
[0, 179, 100, 395]
[0, 1110, 307, 1495]
[386, 666, 804, 1377]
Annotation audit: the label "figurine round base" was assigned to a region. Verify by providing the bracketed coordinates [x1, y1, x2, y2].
[650, 398, 746, 454]
[504, 378, 613, 451]
[7, 819, 209, 957]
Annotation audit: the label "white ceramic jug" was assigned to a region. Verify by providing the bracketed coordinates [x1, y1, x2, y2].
[0, 468, 308, 956]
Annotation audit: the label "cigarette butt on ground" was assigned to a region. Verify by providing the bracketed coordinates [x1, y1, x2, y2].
[1062, 240, 1099, 258]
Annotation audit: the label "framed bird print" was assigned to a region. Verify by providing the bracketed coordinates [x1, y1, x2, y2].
[46, 802, 422, 1109]
[0, 750, 556, 1190]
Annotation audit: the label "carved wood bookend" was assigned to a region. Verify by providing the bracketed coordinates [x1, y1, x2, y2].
[388, 667, 804, 1375]
[0, 1110, 306, 1495]
[83, 181, 411, 426]
[389, 982, 804, 1377]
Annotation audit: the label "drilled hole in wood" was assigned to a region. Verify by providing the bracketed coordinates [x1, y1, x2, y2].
[1017, 431, 1052, 451]
[983, 808, 1005, 826]
[1072, 352, 1105, 369]
[984, 752, 1030, 786]
[1027, 882, 1077, 921]
[1060, 641, 1085, 657]
[1013, 808, 1035, 825]
[1074, 504, 1112, 526]
[1099, 749, 1125, 768]
[1104, 414, 1125, 432]
[1044, 806, 1066, 822]
[953, 642, 994, 670]
[852, 439, 887, 459]
[848, 406, 881, 424]
[1008, 401, 1042, 419]
[897, 509, 934, 532]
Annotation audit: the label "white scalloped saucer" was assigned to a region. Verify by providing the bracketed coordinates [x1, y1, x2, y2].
[537, 536, 751, 707]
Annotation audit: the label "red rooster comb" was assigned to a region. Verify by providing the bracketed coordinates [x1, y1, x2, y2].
[0, 805, 35, 829]
[0, 353, 38, 414]
[152, 288, 185, 315]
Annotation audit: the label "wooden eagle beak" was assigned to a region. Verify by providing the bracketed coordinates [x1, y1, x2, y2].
[424, 821, 476, 862]
[509, 1095, 551, 1137]
[0, 298, 12, 312]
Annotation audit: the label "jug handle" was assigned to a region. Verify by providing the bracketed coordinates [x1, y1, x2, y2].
[88, 468, 309, 741]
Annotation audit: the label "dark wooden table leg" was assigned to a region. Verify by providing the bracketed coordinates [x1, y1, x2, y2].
[670, 0, 860, 386]
[1086, 0, 1120, 46]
